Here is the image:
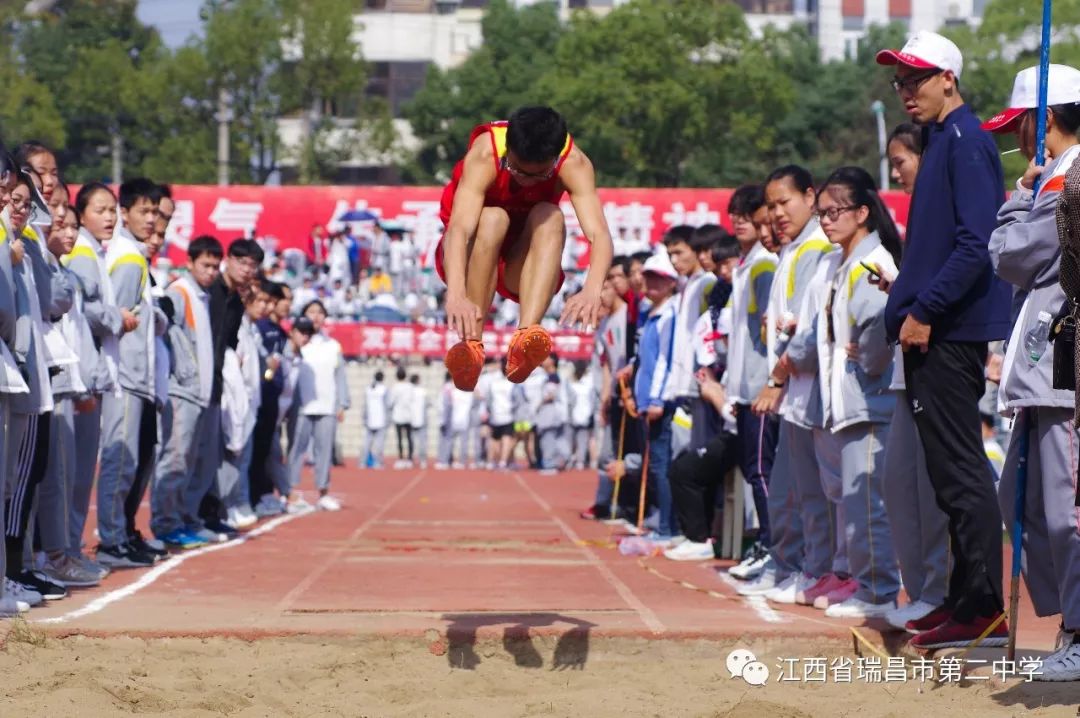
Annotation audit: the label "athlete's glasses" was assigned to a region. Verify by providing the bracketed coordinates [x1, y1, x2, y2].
[815, 205, 857, 222]
[502, 156, 558, 181]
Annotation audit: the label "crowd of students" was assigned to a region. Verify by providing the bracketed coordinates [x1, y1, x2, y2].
[573, 31, 1080, 682]
[0, 143, 353, 619]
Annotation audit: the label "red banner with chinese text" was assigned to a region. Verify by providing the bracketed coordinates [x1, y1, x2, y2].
[155, 185, 912, 267]
[322, 321, 594, 361]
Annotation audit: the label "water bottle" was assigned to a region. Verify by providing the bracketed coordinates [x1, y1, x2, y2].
[1024, 311, 1053, 365]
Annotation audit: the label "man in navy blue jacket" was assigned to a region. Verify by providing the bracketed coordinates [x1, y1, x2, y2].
[877, 31, 1012, 649]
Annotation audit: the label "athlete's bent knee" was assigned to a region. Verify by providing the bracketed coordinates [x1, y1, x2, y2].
[524, 202, 565, 237]
[476, 207, 511, 247]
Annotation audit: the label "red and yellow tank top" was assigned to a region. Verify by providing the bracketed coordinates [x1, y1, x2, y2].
[439, 121, 574, 226]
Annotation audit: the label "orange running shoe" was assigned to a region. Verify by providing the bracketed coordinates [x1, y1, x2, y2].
[504, 325, 552, 383]
[445, 339, 485, 391]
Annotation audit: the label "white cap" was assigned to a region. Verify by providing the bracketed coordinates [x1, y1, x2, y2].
[876, 31, 963, 80]
[641, 251, 678, 281]
[982, 64, 1080, 133]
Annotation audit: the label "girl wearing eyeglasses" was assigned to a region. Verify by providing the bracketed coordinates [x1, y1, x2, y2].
[811, 166, 903, 621]
[0, 150, 28, 617]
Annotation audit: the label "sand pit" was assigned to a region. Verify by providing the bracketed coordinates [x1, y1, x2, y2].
[1, 629, 1075, 717]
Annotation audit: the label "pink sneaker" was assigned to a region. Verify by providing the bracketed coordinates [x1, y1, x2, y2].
[797, 573, 844, 606]
[812, 577, 857, 609]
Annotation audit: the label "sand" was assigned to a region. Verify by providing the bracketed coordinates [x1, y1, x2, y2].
[1, 628, 1076, 718]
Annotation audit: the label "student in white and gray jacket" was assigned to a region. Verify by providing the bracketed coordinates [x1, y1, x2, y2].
[740, 165, 835, 603]
[362, 370, 389, 468]
[987, 65, 1080, 681]
[151, 236, 222, 548]
[811, 167, 902, 620]
[288, 300, 348, 511]
[64, 184, 130, 570]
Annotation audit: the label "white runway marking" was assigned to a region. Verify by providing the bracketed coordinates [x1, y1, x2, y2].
[36, 512, 305, 625]
[716, 572, 789, 624]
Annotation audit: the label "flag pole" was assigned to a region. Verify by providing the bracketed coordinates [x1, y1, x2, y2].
[1008, 0, 1053, 664]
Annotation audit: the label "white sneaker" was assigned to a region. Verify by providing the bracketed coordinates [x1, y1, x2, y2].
[1033, 640, 1080, 681]
[736, 567, 778, 596]
[765, 573, 816, 604]
[663, 539, 714, 562]
[433, 462, 449, 470]
[824, 596, 896, 619]
[0, 594, 29, 616]
[316, 494, 342, 512]
[225, 507, 257, 530]
[729, 544, 769, 580]
[4, 578, 43, 608]
[286, 496, 314, 514]
[885, 599, 939, 630]
[238, 505, 258, 524]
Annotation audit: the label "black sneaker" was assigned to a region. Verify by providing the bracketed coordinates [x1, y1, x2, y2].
[204, 519, 239, 539]
[129, 531, 168, 561]
[96, 543, 155, 569]
[17, 570, 68, 600]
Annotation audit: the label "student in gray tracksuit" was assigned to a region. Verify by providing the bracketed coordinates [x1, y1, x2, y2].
[812, 168, 903, 618]
[65, 185, 127, 565]
[151, 237, 222, 545]
[990, 115, 1080, 676]
[36, 207, 102, 587]
[4, 182, 62, 590]
[97, 224, 167, 565]
[742, 165, 835, 601]
[0, 182, 26, 612]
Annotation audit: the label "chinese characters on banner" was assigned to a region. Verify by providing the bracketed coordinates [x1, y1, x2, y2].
[153, 185, 912, 268]
[322, 321, 593, 360]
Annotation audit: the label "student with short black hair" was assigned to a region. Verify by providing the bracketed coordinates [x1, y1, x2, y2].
[152, 236, 223, 550]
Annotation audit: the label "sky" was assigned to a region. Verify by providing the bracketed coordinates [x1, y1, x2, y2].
[136, 0, 203, 49]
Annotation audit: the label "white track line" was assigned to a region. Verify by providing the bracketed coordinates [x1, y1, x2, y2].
[36, 512, 305, 625]
[716, 572, 791, 624]
[273, 471, 427, 613]
[512, 473, 666, 635]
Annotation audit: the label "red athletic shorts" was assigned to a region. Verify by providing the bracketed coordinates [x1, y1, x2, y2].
[434, 213, 566, 304]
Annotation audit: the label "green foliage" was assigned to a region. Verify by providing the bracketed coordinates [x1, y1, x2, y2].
[402, 0, 564, 183]
[4, 0, 390, 184]
[2, 0, 1075, 188]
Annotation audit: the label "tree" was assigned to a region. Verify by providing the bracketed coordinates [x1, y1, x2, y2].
[536, 0, 794, 187]
[278, 0, 393, 184]
[403, 0, 564, 183]
[0, 46, 66, 151]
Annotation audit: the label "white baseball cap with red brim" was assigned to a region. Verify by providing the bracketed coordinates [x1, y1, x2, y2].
[876, 31, 963, 80]
[981, 64, 1080, 133]
[642, 251, 678, 281]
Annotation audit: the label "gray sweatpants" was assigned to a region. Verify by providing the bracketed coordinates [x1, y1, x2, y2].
[38, 397, 75, 553]
[438, 428, 467, 466]
[98, 390, 149, 547]
[571, 426, 591, 468]
[882, 392, 949, 606]
[999, 407, 1080, 630]
[182, 403, 222, 530]
[786, 422, 831, 579]
[289, 414, 335, 492]
[812, 426, 849, 576]
[266, 425, 290, 496]
[219, 436, 254, 508]
[539, 428, 569, 470]
[152, 397, 204, 537]
[362, 426, 388, 467]
[0, 400, 8, 594]
[70, 401, 102, 554]
[767, 419, 807, 580]
[817, 422, 900, 604]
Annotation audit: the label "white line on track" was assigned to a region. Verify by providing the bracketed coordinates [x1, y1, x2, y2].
[512, 472, 666, 635]
[36, 511, 305, 625]
[716, 572, 790, 624]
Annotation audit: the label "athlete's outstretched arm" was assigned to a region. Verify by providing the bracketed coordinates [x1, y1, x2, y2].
[559, 152, 613, 331]
[443, 145, 496, 340]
